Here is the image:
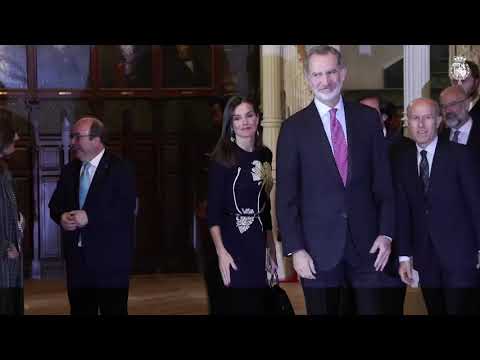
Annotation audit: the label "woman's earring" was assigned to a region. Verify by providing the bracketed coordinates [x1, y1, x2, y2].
[230, 129, 235, 143]
[256, 130, 260, 136]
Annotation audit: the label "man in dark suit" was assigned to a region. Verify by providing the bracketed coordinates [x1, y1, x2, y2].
[439, 85, 480, 155]
[395, 98, 480, 315]
[49, 116, 136, 316]
[276, 46, 395, 315]
[451, 60, 480, 118]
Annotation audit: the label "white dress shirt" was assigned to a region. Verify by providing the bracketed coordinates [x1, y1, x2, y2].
[314, 96, 348, 152]
[449, 117, 472, 145]
[80, 148, 105, 183]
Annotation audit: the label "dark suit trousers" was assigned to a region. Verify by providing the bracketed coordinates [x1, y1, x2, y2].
[302, 227, 386, 315]
[340, 274, 406, 315]
[420, 238, 480, 315]
[67, 247, 129, 316]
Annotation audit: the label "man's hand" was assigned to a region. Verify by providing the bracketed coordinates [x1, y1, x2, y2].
[369, 235, 391, 271]
[399, 259, 413, 286]
[292, 249, 316, 280]
[60, 212, 78, 231]
[70, 210, 88, 227]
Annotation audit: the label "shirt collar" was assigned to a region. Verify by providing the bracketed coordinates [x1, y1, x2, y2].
[314, 96, 344, 118]
[455, 116, 473, 134]
[416, 136, 438, 155]
[85, 148, 105, 168]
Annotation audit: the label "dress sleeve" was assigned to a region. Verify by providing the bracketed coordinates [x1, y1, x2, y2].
[207, 160, 228, 228]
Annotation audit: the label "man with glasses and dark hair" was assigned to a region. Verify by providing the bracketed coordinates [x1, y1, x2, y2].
[451, 60, 480, 116]
[439, 86, 480, 155]
[49, 116, 136, 316]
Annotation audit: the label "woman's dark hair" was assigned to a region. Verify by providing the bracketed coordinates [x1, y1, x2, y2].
[210, 95, 263, 167]
[0, 108, 16, 156]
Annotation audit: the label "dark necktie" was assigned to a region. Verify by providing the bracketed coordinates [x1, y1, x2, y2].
[419, 150, 429, 194]
[451, 130, 460, 143]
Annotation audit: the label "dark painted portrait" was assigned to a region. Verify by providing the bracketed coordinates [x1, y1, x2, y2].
[99, 45, 152, 88]
[163, 45, 212, 88]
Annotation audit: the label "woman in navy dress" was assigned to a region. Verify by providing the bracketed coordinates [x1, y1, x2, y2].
[207, 96, 277, 314]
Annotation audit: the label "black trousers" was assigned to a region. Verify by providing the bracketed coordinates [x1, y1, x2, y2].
[301, 229, 388, 315]
[419, 239, 480, 315]
[340, 283, 406, 315]
[0, 288, 23, 315]
[67, 287, 129, 316]
[66, 247, 129, 316]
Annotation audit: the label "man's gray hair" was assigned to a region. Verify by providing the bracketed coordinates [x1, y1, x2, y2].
[304, 45, 345, 75]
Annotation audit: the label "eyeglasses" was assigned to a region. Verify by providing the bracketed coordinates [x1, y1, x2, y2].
[70, 133, 91, 140]
[440, 98, 467, 110]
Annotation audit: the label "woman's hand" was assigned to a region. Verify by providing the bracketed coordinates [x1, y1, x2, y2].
[266, 231, 278, 274]
[7, 245, 19, 259]
[218, 248, 238, 287]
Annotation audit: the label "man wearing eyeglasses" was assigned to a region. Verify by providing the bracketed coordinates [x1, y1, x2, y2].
[451, 60, 480, 117]
[440, 84, 480, 152]
[49, 116, 136, 316]
[394, 98, 480, 315]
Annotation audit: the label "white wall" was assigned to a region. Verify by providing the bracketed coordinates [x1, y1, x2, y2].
[341, 45, 403, 90]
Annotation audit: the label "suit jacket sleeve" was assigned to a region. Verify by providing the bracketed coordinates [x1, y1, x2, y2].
[48, 164, 71, 225]
[276, 118, 305, 255]
[457, 146, 480, 250]
[394, 174, 413, 256]
[370, 112, 395, 238]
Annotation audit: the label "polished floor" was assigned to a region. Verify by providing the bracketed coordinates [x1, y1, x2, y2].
[24, 273, 427, 315]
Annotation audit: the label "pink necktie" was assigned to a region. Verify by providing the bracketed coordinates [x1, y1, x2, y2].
[329, 108, 348, 186]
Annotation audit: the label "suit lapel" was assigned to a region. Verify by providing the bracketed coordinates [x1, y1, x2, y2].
[73, 160, 82, 209]
[467, 117, 480, 147]
[404, 142, 423, 196]
[305, 101, 344, 187]
[428, 139, 447, 198]
[83, 151, 111, 209]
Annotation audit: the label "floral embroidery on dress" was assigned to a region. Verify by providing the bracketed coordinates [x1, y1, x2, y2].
[251, 160, 273, 194]
[236, 208, 255, 234]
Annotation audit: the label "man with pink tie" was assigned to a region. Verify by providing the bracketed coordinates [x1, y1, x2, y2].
[276, 46, 395, 315]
